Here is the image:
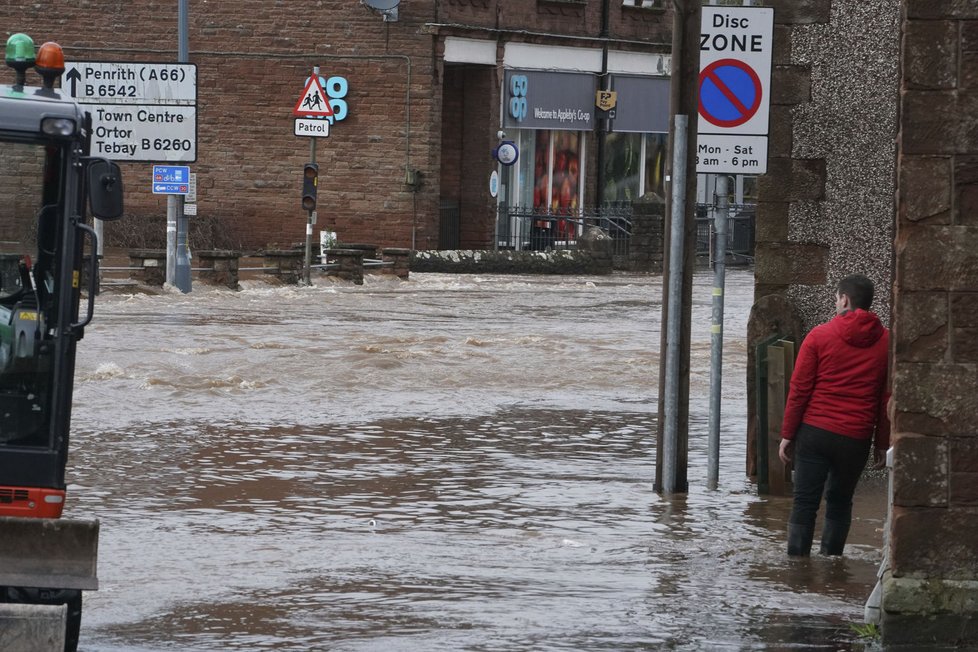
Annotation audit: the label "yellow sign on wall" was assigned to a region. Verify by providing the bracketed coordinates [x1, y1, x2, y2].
[596, 90, 618, 112]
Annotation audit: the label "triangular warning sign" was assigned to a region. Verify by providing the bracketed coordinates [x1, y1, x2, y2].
[293, 75, 334, 117]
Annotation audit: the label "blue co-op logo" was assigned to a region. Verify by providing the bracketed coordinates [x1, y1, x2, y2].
[509, 75, 528, 122]
[306, 75, 350, 124]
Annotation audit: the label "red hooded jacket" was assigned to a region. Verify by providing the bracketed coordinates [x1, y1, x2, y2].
[780, 309, 890, 449]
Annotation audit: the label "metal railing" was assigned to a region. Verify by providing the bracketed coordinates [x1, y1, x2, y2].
[495, 204, 633, 253]
[695, 203, 755, 265]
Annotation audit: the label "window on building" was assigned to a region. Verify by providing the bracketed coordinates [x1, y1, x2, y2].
[622, 0, 658, 8]
[602, 132, 668, 205]
[508, 129, 585, 243]
[514, 129, 584, 216]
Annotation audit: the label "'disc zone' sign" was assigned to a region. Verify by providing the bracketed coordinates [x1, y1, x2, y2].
[696, 6, 773, 174]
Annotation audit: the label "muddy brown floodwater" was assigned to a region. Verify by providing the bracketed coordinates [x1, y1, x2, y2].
[65, 269, 886, 651]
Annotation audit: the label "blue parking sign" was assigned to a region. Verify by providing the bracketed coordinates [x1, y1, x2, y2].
[152, 165, 191, 194]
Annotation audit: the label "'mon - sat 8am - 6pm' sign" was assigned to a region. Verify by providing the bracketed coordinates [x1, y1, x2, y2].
[63, 61, 197, 162]
[696, 6, 773, 174]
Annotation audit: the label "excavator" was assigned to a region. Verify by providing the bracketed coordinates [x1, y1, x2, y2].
[0, 33, 123, 651]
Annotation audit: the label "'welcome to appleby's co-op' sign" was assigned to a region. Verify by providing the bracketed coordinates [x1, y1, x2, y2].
[503, 70, 595, 131]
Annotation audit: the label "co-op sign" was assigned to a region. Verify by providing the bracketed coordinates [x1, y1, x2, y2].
[63, 61, 197, 162]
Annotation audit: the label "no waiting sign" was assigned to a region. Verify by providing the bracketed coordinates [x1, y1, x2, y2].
[696, 6, 774, 174]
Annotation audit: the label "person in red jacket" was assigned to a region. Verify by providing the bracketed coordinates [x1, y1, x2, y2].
[778, 274, 890, 557]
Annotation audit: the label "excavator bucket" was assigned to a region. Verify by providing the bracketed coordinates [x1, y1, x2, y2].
[0, 517, 98, 590]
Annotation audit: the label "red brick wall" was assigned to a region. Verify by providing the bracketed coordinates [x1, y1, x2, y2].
[3, 0, 669, 252]
[457, 65, 497, 249]
[436, 0, 672, 46]
[2, 1, 441, 251]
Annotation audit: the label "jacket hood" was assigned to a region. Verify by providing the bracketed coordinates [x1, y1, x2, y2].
[832, 309, 885, 347]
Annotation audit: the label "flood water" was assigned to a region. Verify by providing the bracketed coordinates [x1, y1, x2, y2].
[65, 268, 887, 651]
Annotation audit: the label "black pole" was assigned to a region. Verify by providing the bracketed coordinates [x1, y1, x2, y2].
[595, 0, 611, 210]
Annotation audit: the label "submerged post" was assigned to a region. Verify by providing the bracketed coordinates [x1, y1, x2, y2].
[663, 114, 688, 495]
[707, 174, 729, 490]
[168, 0, 192, 293]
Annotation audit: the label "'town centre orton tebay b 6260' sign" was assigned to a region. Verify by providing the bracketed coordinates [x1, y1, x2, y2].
[63, 61, 197, 162]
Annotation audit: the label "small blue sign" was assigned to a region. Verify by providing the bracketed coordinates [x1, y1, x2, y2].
[152, 165, 191, 195]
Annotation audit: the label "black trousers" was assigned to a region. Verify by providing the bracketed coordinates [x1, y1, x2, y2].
[788, 423, 871, 528]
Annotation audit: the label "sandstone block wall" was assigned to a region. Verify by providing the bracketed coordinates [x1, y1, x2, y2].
[883, 2, 978, 644]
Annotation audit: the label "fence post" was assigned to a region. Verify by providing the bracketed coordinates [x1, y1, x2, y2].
[263, 249, 304, 284]
[381, 248, 412, 278]
[128, 249, 166, 286]
[323, 248, 365, 284]
[197, 250, 241, 290]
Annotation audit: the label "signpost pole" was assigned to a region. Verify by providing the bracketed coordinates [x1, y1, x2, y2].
[305, 137, 317, 286]
[707, 174, 729, 491]
[303, 66, 321, 286]
[663, 113, 689, 495]
[696, 4, 773, 489]
[170, 0, 192, 292]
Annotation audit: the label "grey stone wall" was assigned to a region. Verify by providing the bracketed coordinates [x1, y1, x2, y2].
[410, 249, 613, 275]
[756, 0, 900, 328]
[627, 195, 666, 273]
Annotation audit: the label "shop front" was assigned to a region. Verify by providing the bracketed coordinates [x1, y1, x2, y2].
[500, 69, 593, 249]
[499, 67, 670, 251]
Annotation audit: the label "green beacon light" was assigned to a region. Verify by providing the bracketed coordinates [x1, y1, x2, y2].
[5, 33, 36, 89]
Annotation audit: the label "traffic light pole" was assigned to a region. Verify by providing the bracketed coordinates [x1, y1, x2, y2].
[304, 136, 317, 286]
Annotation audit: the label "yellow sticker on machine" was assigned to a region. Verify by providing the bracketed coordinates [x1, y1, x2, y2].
[18, 311, 38, 321]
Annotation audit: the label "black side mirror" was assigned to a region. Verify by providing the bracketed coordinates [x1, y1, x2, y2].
[87, 159, 124, 220]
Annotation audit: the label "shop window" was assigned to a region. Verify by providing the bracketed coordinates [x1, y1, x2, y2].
[510, 129, 584, 242]
[602, 132, 668, 205]
[644, 133, 668, 199]
[603, 133, 642, 204]
[513, 130, 584, 215]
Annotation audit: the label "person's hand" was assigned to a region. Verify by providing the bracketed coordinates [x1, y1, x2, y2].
[873, 447, 887, 470]
[778, 438, 794, 465]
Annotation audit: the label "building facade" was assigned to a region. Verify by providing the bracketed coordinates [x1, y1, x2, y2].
[1, 1, 674, 252]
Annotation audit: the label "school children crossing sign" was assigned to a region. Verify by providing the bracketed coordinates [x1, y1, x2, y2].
[696, 6, 773, 174]
[293, 75, 333, 118]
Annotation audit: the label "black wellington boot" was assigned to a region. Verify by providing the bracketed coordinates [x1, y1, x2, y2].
[787, 522, 815, 557]
[819, 519, 851, 556]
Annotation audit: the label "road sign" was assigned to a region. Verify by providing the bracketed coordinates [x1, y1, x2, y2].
[293, 76, 334, 118]
[151, 165, 191, 195]
[699, 59, 762, 129]
[295, 118, 330, 138]
[697, 6, 774, 174]
[187, 173, 198, 203]
[695, 135, 768, 174]
[64, 61, 197, 162]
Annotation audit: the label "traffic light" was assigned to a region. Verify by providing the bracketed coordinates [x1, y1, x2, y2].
[301, 162, 318, 212]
